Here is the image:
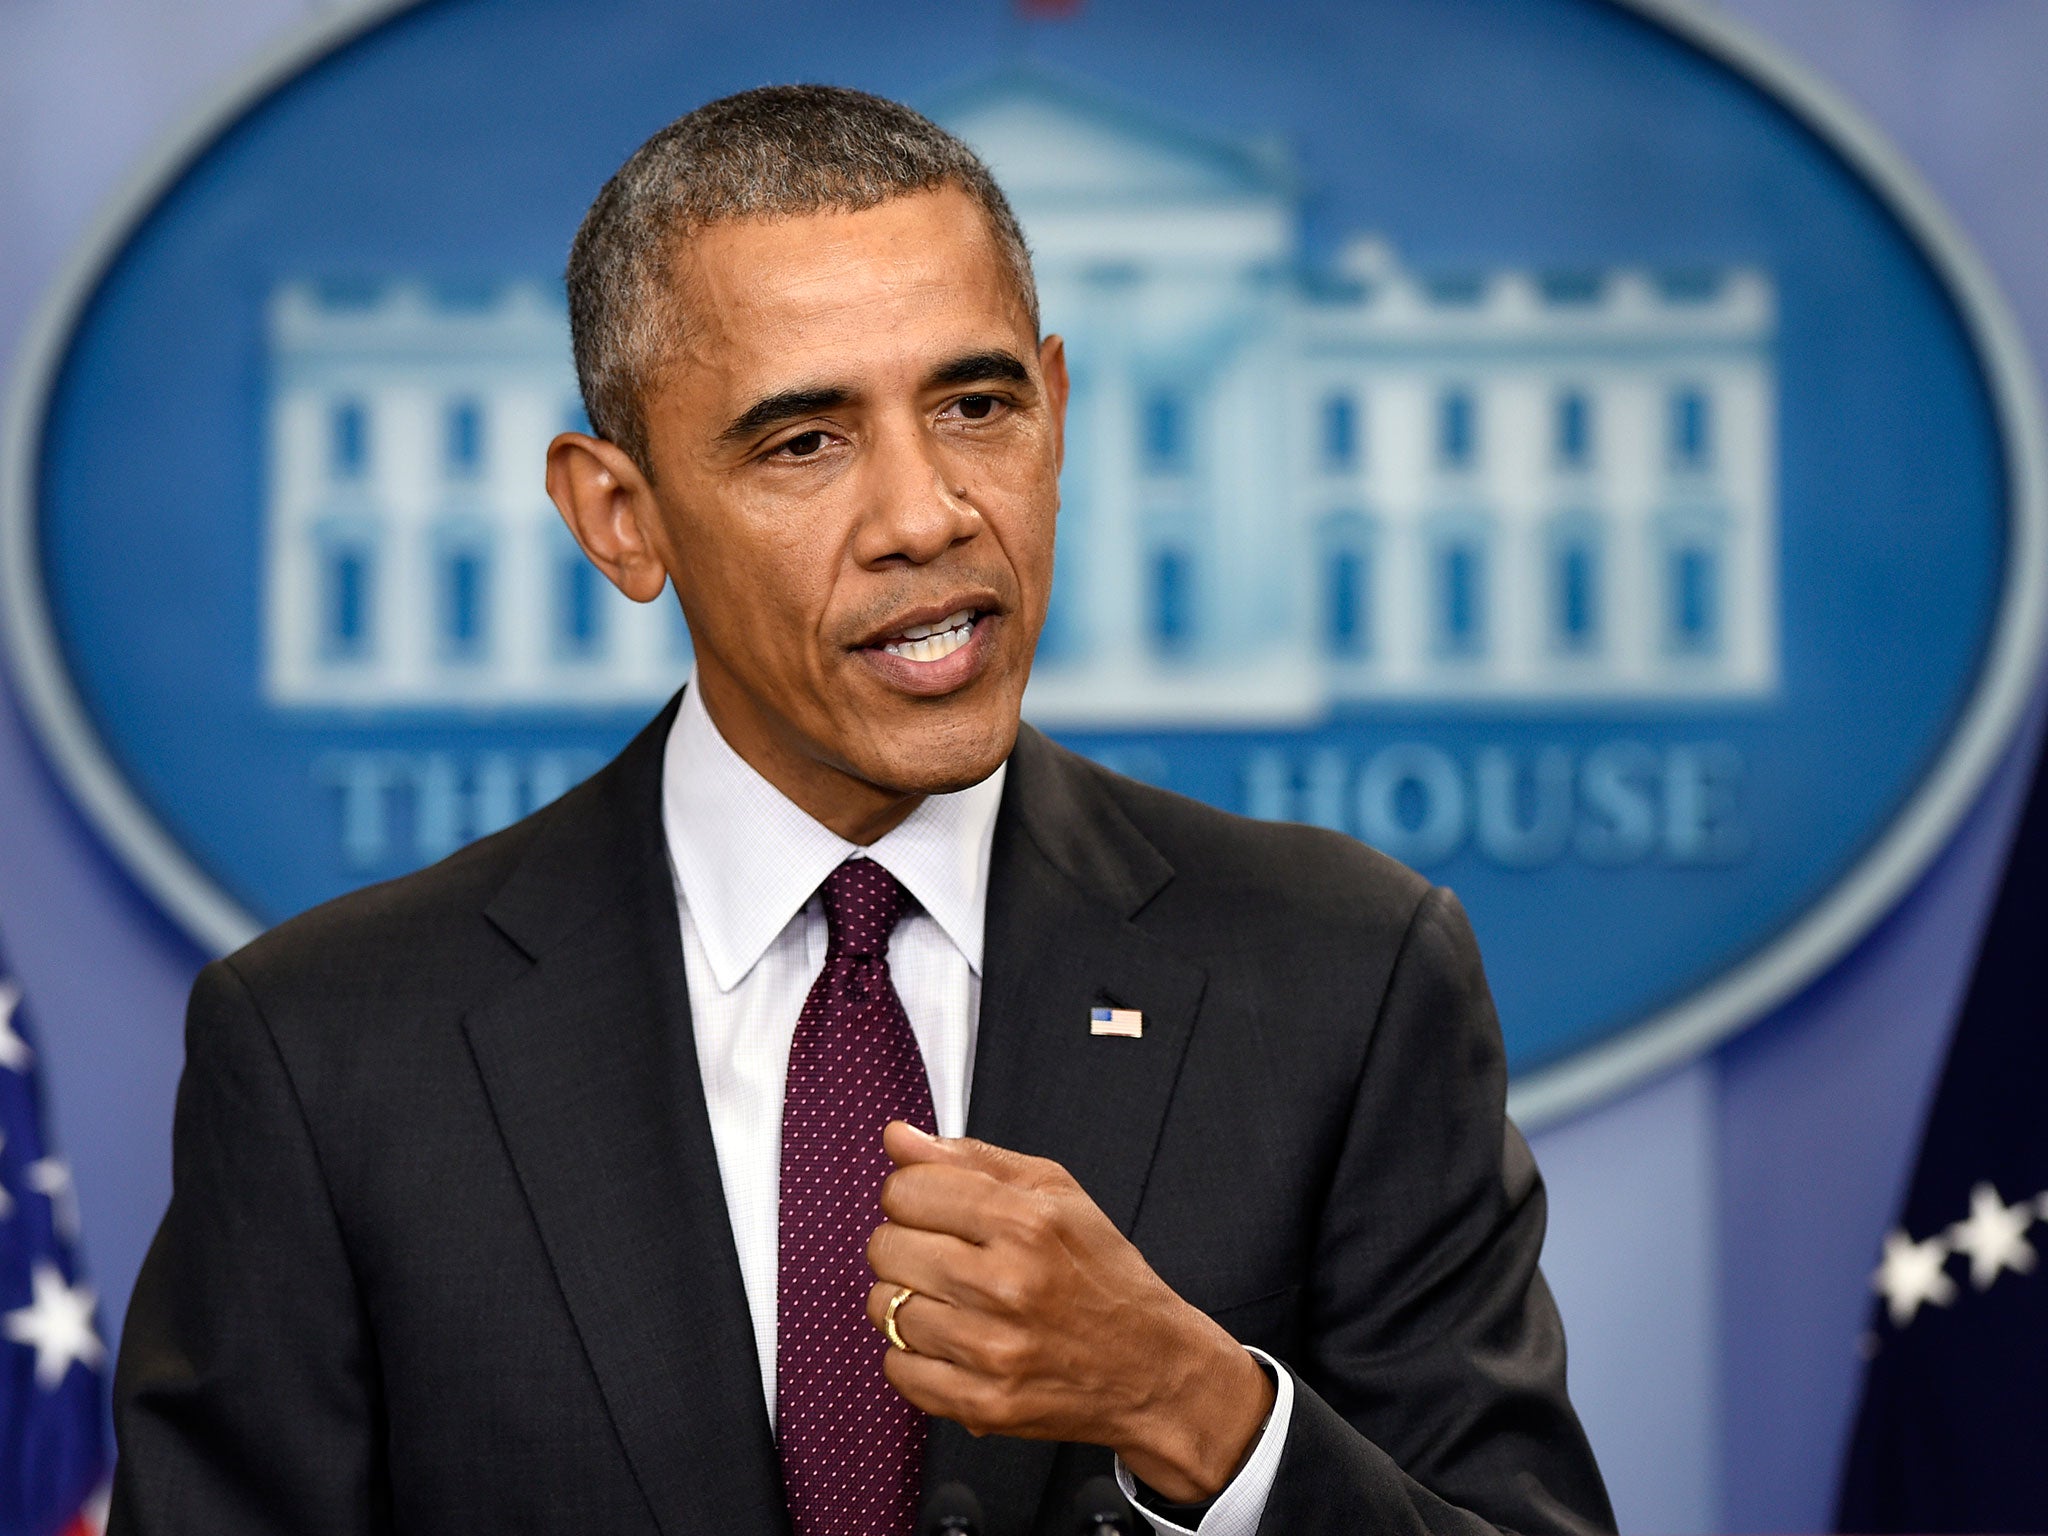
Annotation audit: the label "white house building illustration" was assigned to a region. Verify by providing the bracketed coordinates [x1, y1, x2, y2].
[262, 279, 691, 710]
[262, 68, 1778, 722]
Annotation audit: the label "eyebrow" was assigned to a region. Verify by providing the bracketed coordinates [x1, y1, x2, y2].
[718, 385, 854, 445]
[715, 349, 1035, 447]
[927, 349, 1032, 389]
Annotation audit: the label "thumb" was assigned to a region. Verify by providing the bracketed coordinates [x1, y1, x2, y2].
[881, 1119, 949, 1167]
[881, 1121, 1051, 1185]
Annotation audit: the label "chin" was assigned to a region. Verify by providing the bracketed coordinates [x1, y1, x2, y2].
[861, 701, 1020, 797]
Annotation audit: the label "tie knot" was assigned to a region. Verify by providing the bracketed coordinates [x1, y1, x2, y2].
[818, 859, 915, 960]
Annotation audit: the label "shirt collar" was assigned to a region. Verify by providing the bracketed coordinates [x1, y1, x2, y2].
[660, 679, 1007, 993]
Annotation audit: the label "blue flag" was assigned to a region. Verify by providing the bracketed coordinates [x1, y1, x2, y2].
[0, 940, 106, 1536]
[1837, 736, 2048, 1532]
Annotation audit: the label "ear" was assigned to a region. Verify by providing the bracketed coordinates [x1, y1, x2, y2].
[544, 431, 670, 604]
[1039, 333, 1070, 474]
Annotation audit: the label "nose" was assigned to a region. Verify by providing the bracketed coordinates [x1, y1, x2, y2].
[851, 418, 983, 568]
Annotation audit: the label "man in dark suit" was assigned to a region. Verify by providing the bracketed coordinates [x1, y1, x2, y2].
[110, 86, 1612, 1536]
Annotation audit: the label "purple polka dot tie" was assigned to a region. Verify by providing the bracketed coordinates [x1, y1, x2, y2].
[777, 858, 936, 1536]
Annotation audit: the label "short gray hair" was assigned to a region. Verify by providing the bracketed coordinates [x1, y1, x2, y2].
[566, 84, 1038, 473]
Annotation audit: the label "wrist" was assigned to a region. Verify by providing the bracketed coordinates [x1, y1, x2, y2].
[1115, 1322, 1275, 1503]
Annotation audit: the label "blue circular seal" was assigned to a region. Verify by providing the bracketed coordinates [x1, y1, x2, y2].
[4, 0, 2042, 1123]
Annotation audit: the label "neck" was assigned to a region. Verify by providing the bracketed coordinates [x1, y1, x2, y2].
[691, 671, 924, 846]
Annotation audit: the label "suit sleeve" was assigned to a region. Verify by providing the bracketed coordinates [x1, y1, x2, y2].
[109, 959, 391, 1536]
[1259, 887, 1615, 1536]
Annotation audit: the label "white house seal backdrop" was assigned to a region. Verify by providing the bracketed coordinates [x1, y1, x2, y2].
[3, 0, 2040, 1123]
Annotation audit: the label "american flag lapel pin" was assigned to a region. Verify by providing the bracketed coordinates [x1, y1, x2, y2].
[1090, 1006, 1144, 1039]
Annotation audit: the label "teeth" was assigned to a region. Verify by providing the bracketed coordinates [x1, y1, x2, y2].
[897, 608, 974, 642]
[883, 611, 976, 662]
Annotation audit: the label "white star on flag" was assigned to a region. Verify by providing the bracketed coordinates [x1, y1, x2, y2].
[1947, 1181, 2038, 1290]
[0, 981, 34, 1073]
[25, 1158, 79, 1242]
[3, 1261, 104, 1390]
[1873, 1228, 1957, 1327]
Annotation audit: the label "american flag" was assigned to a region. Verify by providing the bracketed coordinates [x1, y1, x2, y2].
[1836, 734, 2048, 1531]
[0, 939, 107, 1536]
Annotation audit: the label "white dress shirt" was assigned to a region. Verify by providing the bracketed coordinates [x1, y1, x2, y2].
[660, 679, 1288, 1536]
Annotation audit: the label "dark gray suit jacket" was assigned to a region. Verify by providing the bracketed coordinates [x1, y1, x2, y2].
[110, 698, 1613, 1536]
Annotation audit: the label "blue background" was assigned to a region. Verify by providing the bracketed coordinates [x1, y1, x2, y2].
[28, 0, 2013, 1075]
[4, 2, 2047, 1531]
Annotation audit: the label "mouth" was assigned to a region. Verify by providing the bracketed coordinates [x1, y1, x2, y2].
[875, 607, 979, 663]
[854, 603, 1002, 697]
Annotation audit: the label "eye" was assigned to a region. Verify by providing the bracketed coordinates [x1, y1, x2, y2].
[955, 394, 999, 420]
[778, 430, 828, 458]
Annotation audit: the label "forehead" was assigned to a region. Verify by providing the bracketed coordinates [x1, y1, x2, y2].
[667, 187, 1034, 386]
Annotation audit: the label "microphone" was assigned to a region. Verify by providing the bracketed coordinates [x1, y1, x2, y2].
[920, 1481, 985, 1535]
[1072, 1474, 1137, 1534]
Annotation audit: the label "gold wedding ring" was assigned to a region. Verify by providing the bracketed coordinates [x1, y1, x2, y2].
[883, 1285, 916, 1352]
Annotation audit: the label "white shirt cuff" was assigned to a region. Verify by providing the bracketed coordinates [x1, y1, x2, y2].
[1113, 1346, 1294, 1536]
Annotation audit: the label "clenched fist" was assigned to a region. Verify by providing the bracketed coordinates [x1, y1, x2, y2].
[864, 1120, 1274, 1504]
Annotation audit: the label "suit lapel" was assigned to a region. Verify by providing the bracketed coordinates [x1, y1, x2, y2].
[926, 727, 1209, 1533]
[463, 700, 789, 1536]
[457, 711, 1203, 1536]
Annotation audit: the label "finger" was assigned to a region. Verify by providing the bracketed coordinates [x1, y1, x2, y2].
[866, 1278, 905, 1335]
[865, 1221, 982, 1301]
[880, 1120, 944, 1167]
[863, 1281, 981, 1366]
[879, 1162, 1007, 1241]
[881, 1342, 1028, 1436]
[883, 1122, 1069, 1191]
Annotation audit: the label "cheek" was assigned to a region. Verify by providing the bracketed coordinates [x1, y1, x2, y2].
[675, 511, 827, 653]
[965, 442, 1060, 557]
[757, 523, 842, 629]
[1009, 477, 1063, 591]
